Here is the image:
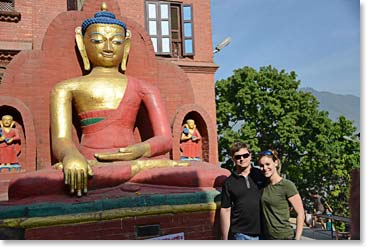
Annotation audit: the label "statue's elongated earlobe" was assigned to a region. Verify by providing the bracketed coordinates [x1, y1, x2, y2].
[121, 30, 131, 72]
[75, 27, 90, 71]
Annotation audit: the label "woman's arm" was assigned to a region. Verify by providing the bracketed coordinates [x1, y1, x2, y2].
[288, 193, 305, 240]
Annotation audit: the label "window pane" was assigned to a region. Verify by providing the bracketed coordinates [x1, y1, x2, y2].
[151, 37, 157, 52]
[184, 23, 192, 37]
[183, 6, 191, 21]
[162, 38, 170, 52]
[172, 31, 179, 40]
[148, 4, 156, 19]
[161, 21, 169, 35]
[170, 7, 179, 30]
[184, 39, 193, 54]
[149, 21, 157, 35]
[160, 4, 169, 19]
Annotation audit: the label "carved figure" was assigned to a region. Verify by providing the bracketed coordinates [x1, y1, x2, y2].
[0, 115, 20, 166]
[180, 119, 202, 160]
[47, 3, 228, 197]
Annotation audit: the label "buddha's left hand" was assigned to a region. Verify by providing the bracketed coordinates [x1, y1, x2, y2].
[94, 143, 150, 161]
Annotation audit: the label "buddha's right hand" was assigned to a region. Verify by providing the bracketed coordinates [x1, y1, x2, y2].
[62, 155, 93, 196]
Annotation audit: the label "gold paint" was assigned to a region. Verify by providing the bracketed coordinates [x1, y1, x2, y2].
[130, 159, 190, 177]
[75, 27, 90, 70]
[51, 20, 131, 195]
[121, 30, 131, 71]
[101, 2, 108, 11]
[0, 203, 218, 229]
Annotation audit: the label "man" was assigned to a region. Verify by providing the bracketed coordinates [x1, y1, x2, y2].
[220, 142, 265, 240]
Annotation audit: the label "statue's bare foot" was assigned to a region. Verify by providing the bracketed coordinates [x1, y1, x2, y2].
[173, 160, 190, 167]
[120, 183, 141, 192]
[53, 162, 63, 170]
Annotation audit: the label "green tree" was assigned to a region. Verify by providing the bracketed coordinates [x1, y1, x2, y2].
[215, 65, 360, 228]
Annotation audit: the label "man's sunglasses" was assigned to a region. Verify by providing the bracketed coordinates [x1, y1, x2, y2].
[234, 153, 250, 160]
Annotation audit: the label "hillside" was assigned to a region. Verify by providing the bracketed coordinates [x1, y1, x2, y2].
[301, 87, 360, 132]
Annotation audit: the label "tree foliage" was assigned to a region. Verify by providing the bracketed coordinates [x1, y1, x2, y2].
[215, 65, 360, 228]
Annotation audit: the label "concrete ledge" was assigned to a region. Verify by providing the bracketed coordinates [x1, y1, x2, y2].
[0, 188, 221, 227]
[0, 40, 32, 50]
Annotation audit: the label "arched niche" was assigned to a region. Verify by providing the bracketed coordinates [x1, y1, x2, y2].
[0, 97, 36, 171]
[171, 104, 217, 164]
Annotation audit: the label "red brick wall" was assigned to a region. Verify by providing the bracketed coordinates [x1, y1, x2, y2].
[0, 1, 33, 44]
[32, 0, 66, 49]
[119, 0, 145, 25]
[187, 72, 218, 160]
[0, 0, 219, 172]
[25, 210, 220, 240]
[0, 0, 65, 50]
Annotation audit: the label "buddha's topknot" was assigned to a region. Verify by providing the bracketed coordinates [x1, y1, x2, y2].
[81, 3, 127, 36]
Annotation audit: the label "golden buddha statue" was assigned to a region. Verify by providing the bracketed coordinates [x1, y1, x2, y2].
[50, 3, 185, 196]
[7, 2, 231, 200]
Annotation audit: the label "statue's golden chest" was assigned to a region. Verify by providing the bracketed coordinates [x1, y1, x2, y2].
[73, 78, 127, 112]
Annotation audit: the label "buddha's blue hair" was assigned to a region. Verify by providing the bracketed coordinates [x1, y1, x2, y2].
[81, 11, 127, 36]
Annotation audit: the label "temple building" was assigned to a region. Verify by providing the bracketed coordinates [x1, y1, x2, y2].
[0, 0, 226, 240]
[0, 0, 219, 174]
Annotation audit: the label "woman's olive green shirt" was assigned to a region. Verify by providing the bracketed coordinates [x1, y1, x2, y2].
[261, 178, 298, 240]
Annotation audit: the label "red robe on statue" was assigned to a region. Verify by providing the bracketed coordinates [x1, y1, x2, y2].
[0, 128, 20, 164]
[77, 76, 172, 160]
[180, 128, 202, 159]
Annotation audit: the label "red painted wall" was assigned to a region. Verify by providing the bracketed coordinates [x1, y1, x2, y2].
[25, 210, 220, 240]
[0, 0, 219, 178]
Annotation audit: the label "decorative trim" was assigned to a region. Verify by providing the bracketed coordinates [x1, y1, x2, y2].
[0, 50, 19, 66]
[0, 10, 21, 22]
[1, 202, 219, 229]
[0, 189, 220, 219]
[171, 61, 219, 74]
[0, 50, 19, 83]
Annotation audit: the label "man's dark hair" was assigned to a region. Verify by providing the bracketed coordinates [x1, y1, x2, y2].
[230, 142, 251, 157]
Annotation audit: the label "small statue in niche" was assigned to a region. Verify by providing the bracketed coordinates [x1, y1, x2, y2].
[180, 119, 202, 161]
[0, 115, 21, 167]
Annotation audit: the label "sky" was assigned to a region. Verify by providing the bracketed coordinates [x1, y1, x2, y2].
[211, 0, 360, 97]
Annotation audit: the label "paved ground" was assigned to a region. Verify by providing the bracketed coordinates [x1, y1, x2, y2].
[301, 227, 335, 240]
[290, 219, 347, 240]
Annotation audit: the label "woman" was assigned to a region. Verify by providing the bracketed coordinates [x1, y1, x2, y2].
[258, 150, 304, 240]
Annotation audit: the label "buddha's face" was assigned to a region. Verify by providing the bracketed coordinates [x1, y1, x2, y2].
[84, 23, 126, 68]
[2, 116, 13, 127]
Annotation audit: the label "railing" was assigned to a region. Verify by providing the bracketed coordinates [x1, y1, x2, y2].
[315, 214, 351, 240]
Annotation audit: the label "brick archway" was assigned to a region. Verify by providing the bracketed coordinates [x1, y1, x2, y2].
[0, 96, 36, 171]
[171, 104, 218, 164]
